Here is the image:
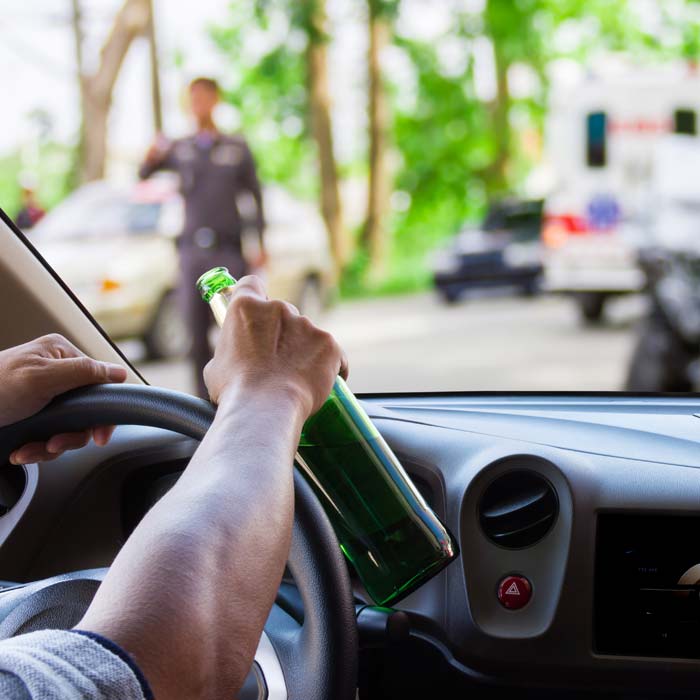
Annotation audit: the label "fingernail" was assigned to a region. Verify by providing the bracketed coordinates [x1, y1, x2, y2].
[9, 452, 19, 465]
[106, 364, 127, 382]
[46, 440, 61, 454]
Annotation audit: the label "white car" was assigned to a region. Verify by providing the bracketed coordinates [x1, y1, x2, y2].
[30, 179, 333, 359]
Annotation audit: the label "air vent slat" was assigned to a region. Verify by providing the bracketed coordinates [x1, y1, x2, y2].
[489, 513, 556, 540]
[479, 470, 558, 549]
[480, 487, 550, 519]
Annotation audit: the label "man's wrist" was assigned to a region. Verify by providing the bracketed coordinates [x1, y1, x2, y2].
[215, 381, 308, 434]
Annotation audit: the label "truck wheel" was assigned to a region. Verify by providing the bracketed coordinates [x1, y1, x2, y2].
[625, 315, 694, 392]
[520, 277, 541, 298]
[143, 291, 190, 361]
[438, 288, 462, 304]
[578, 293, 607, 324]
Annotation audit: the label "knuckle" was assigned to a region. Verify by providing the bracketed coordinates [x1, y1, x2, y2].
[315, 329, 338, 353]
[75, 355, 100, 377]
[231, 293, 261, 315]
[268, 299, 288, 316]
[298, 314, 316, 329]
[237, 274, 266, 294]
[41, 333, 67, 348]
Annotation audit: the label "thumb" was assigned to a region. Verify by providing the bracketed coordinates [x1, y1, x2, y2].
[45, 356, 127, 397]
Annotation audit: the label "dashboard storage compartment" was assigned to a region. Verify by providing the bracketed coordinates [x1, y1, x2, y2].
[596, 514, 700, 659]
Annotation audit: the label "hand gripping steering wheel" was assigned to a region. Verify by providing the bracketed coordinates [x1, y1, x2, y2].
[0, 384, 358, 700]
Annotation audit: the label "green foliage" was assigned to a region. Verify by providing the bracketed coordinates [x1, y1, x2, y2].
[210, 1, 316, 196]
[0, 142, 73, 221]
[210, 0, 700, 298]
[385, 0, 649, 277]
[368, 0, 400, 21]
[0, 152, 23, 217]
[340, 244, 432, 299]
[38, 143, 76, 209]
[390, 37, 490, 262]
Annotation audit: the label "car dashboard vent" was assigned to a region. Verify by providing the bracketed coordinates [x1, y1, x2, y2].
[479, 470, 558, 549]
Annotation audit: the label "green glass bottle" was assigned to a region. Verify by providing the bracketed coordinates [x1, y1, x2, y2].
[197, 267, 457, 605]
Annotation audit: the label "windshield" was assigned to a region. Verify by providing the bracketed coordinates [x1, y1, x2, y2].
[3, 2, 700, 395]
[31, 184, 129, 240]
[33, 185, 169, 240]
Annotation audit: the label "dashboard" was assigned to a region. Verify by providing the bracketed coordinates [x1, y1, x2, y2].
[2, 393, 700, 695]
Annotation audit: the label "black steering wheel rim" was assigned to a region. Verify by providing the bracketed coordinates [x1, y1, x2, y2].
[0, 383, 358, 700]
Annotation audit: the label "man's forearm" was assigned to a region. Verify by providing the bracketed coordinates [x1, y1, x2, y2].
[79, 387, 305, 699]
[137, 160, 159, 180]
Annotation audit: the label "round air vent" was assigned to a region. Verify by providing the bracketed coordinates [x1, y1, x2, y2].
[479, 470, 558, 549]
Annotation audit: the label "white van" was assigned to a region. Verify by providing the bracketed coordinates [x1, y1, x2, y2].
[542, 62, 700, 322]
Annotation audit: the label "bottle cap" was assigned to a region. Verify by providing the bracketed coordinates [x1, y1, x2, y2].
[196, 267, 237, 303]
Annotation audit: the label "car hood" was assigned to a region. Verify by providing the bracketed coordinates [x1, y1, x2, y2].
[35, 235, 176, 287]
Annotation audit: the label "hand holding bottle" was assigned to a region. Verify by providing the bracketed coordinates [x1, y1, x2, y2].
[144, 132, 171, 166]
[203, 275, 348, 419]
[198, 267, 458, 606]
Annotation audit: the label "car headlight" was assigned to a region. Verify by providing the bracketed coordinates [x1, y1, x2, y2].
[100, 278, 122, 293]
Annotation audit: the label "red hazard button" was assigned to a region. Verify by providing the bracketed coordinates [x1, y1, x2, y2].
[497, 575, 532, 610]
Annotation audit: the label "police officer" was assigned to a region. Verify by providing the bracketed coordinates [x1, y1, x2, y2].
[139, 77, 265, 397]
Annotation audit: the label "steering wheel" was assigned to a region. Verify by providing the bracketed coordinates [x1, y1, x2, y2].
[0, 384, 358, 700]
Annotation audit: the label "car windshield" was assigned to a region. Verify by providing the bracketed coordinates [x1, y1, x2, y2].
[4, 2, 700, 395]
[126, 202, 162, 233]
[33, 186, 168, 240]
[31, 185, 129, 240]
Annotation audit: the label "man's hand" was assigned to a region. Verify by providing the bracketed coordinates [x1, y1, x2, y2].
[0, 334, 127, 464]
[143, 133, 170, 166]
[204, 275, 347, 417]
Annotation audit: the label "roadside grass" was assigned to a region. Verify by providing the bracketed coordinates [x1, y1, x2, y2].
[340, 250, 433, 299]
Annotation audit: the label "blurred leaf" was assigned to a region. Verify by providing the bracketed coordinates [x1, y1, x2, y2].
[210, 1, 315, 195]
[211, 0, 700, 296]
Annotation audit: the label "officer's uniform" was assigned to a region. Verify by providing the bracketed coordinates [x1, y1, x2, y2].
[139, 132, 264, 397]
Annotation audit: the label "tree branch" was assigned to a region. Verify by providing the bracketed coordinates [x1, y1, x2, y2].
[88, 0, 149, 101]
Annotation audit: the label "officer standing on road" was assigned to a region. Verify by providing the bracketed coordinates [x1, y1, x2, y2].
[139, 77, 265, 397]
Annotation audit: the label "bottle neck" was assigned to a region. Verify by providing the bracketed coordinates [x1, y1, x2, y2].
[209, 286, 236, 327]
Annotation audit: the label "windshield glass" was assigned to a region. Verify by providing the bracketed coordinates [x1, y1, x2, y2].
[31, 185, 129, 240]
[3, 2, 700, 395]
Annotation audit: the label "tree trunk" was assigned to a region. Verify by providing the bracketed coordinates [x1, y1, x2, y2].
[485, 44, 510, 196]
[81, 100, 110, 183]
[363, 10, 391, 281]
[69, 0, 88, 189]
[481, 0, 511, 200]
[78, 0, 150, 182]
[305, 0, 347, 279]
[146, 0, 163, 133]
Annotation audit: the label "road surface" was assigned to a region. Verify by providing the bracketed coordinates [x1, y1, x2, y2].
[129, 292, 645, 396]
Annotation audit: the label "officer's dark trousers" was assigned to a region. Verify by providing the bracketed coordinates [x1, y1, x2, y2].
[178, 244, 248, 398]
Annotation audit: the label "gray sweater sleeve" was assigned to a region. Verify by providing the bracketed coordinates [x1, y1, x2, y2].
[0, 629, 146, 700]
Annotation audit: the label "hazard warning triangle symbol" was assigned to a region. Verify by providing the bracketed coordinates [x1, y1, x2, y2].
[505, 582, 520, 596]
